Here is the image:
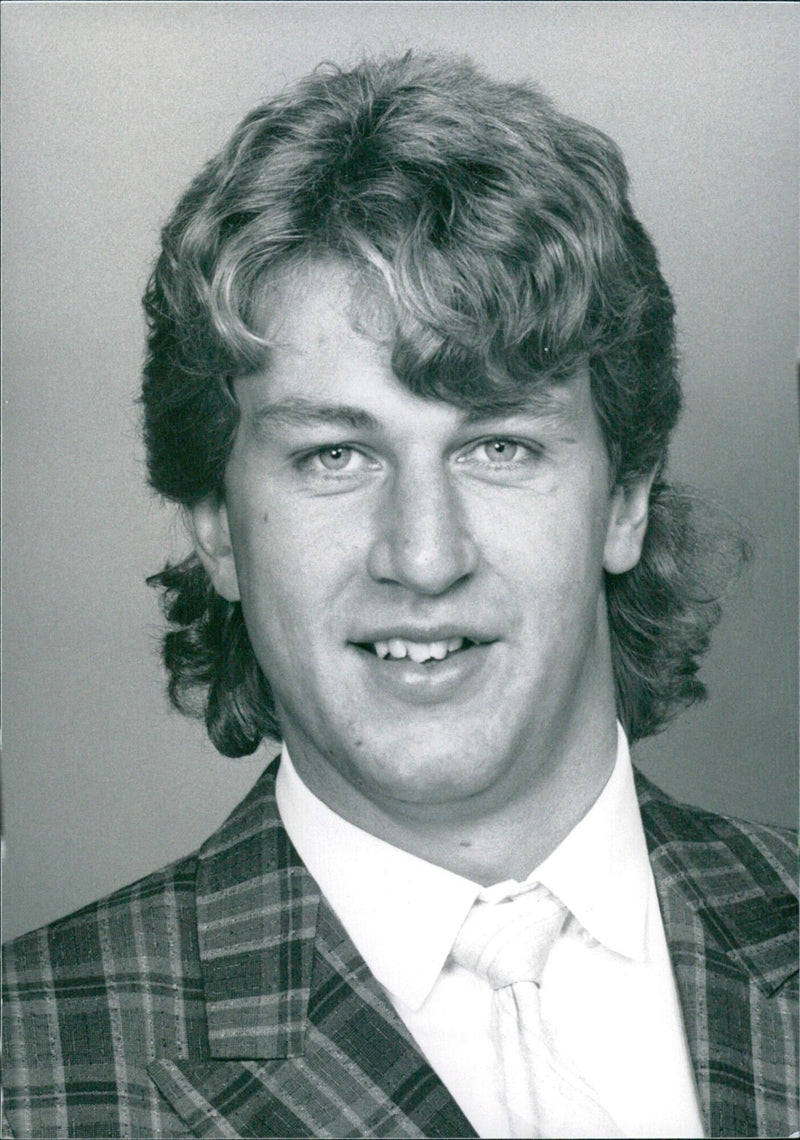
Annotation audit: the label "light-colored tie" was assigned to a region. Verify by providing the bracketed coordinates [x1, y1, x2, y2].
[451, 884, 624, 1139]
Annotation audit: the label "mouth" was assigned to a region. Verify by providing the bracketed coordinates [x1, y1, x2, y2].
[352, 636, 483, 665]
[349, 631, 496, 704]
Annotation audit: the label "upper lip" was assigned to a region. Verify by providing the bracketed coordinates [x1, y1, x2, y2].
[349, 624, 499, 645]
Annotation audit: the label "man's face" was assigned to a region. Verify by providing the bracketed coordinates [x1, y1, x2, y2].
[195, 261, 649, 822]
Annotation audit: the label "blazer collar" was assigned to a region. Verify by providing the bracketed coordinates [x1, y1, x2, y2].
[149, 758, 794, 1139]
[149, 756, 475, 1137]
[636, 770, 798, 1137]
[185, 758, 796, 1054]
[190, 756, 317, 1060]
[635, 769, 797, 997]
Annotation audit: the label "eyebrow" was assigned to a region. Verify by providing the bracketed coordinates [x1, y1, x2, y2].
[461, 396, 569, 426]
[460, 388, 581, 437]
[248, 397, 382, 433]
[247, 390, 576, 436]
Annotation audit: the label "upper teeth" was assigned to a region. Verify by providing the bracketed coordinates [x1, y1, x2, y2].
[373, 637, 465, 663]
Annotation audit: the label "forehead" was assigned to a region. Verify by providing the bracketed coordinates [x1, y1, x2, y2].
[259, 257, 391, 359]
[241, 257, 594, 434]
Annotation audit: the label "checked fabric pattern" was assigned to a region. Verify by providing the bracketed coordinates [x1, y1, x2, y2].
[3, 760, 798, 1139]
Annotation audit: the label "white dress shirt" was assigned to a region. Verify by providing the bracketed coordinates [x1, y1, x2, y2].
[275, 727, 704, 1138]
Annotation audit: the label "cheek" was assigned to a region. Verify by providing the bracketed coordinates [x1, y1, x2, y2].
[473, 490, 611, 651]
[230, 497, 360, 649]
[475, 488, 605, 580]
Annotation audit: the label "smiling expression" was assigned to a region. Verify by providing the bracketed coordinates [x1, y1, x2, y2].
[192, 261, 650, 824]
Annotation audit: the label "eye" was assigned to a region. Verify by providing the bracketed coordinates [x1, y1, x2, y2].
[317, 445, 356, 471]
[474, 439, 523, 463]
[298, 444, 380, 478]
[458, 438, 538, 465]
[454, 436, 543, 482]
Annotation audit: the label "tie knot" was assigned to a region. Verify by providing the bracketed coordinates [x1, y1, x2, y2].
[451, 885, 568, 989]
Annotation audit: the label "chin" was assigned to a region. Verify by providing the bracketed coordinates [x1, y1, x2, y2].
[345, 734, 505, 807]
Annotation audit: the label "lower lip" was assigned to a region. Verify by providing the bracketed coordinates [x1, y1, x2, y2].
[351, 643, 495, 705]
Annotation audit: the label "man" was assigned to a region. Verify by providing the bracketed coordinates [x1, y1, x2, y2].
[3, 53, 797, 1140]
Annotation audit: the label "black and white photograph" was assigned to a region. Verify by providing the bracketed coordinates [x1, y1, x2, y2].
[3, 4, 797, 1138]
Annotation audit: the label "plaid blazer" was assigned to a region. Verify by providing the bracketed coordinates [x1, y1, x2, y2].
[3, 761, 797, 1139]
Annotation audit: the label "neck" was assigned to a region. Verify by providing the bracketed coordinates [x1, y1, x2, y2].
[286, 717, 619, 886]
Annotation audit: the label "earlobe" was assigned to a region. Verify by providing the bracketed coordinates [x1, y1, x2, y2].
[603, 475, 654, 575]
[189, 497, 241, 602]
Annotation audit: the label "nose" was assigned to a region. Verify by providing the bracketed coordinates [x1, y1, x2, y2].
[366, 461, 479, 595]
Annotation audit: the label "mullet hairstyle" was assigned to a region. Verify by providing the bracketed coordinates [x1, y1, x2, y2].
[142, 53, 749, 756]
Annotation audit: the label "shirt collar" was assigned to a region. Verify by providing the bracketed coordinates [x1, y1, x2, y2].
[275, 725, 650, 1011]
[530, 724, 651, 963]
[276, 749, 479, 1010]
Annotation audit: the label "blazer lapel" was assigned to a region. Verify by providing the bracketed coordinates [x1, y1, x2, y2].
[149, 759, 475, 1139]
[148, 756, 795, 1138]
[636, 771, 798, 1139]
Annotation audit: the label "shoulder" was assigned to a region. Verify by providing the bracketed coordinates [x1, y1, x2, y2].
[2, 853, 207, 1138]
[634, 767, 797, 897]
[2, 759, 285, 1138]
[3, 757, 284, 1033]
[3, 755, 284, 989]
[3, 850, 202, 991]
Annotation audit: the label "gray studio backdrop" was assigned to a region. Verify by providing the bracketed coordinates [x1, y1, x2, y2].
[3, 2, 797, 941]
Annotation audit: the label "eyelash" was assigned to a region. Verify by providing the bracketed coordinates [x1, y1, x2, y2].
[295, 445, 379, 476]
[295, 437, 542, 479]
[456, 439, 540, 467]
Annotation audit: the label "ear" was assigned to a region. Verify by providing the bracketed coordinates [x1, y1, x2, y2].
[603, 473, 655, 575]
[189, 496, 241, 602]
